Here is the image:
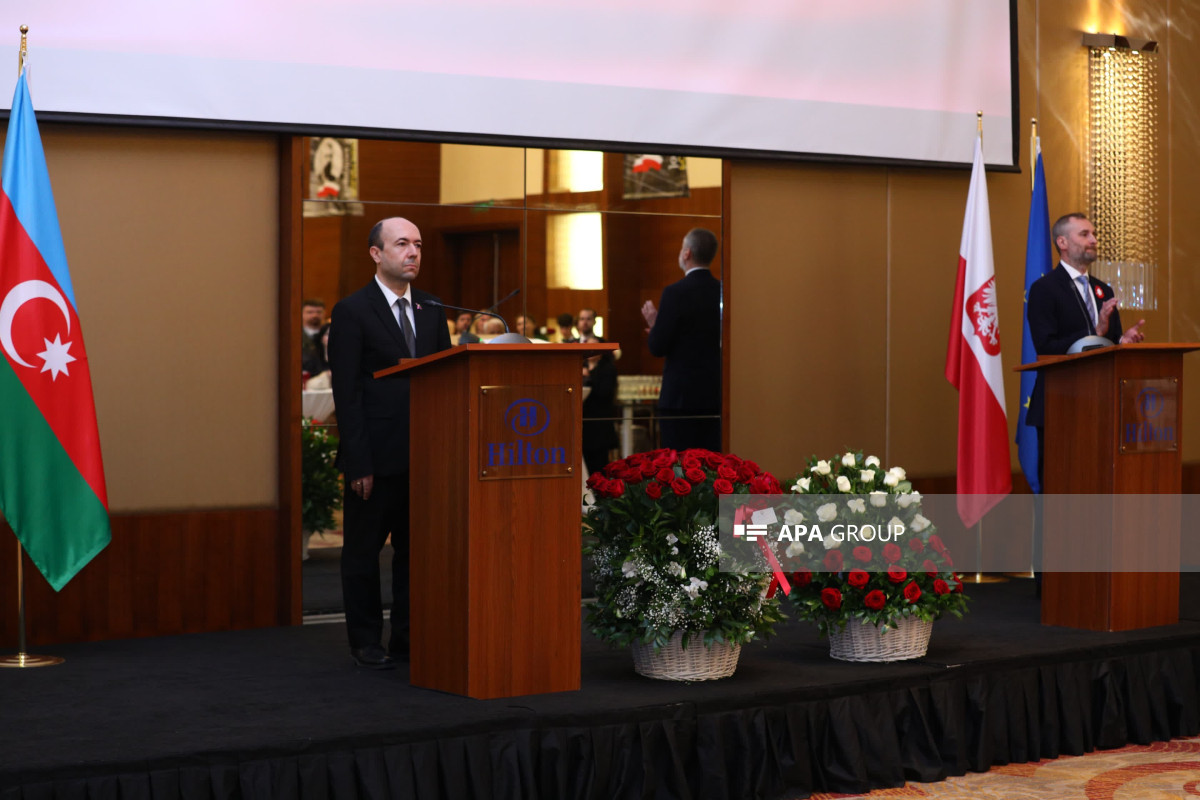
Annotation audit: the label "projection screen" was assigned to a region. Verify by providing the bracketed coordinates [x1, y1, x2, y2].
[0, 0, 1017, 167]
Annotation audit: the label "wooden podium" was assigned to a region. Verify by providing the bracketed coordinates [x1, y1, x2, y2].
[1016, 343, 1199, 631]
[377, 342, 617, 698]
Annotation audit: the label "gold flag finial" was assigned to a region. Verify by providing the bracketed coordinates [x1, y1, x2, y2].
[18, 25, 28, 76]
[976, 110, 984, 149]
[1030, 118, 1039, 191]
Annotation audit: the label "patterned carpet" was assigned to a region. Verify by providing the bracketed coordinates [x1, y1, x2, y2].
[808, 737, 1200, 799]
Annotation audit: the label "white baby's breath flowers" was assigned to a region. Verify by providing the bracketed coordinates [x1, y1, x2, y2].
[667, 561, 684, 577]
[846, 498, 866, 514]
[836, 475, 852, 492]
[869, 491, 888, 507]
[817, 502, 838, 522]
[842, 452, 857, 467]
[813, 460, 832, 476]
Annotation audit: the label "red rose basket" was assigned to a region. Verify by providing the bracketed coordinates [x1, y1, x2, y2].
[584, 448, 786, 679]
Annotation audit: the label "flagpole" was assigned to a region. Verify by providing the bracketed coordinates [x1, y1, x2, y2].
[963, 518, 1007, 584]
[1006, 115, 1040, 581]
[0, 540, 64, 667]
[0, 26, 65, 669]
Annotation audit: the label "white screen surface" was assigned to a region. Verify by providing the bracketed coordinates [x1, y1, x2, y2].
[0, 0, 1015, 166]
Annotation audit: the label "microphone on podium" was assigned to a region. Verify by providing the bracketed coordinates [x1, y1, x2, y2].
[425, 295, 531, 344]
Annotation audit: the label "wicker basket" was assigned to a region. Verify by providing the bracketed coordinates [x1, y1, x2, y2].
[631, 632, 742, 681]
[827, 616, 933, 662]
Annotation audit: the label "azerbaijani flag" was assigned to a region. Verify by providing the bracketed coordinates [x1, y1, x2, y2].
[945, 134, 1011, 528]
[0, 67, 110, 591]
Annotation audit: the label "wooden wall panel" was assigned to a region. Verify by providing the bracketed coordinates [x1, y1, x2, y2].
[0, 509, 281, 647]
[729, 163, 888, 480]
[22, 127, 280, 512]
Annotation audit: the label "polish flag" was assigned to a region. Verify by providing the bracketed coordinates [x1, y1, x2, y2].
[632, 154, 663, 173]
[945, 135, 1011, 528]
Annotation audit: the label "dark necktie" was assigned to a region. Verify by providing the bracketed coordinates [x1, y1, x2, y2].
[397, 297, 416, 356]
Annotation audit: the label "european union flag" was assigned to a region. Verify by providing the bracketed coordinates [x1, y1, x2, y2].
[1017, 145, 1051, 493]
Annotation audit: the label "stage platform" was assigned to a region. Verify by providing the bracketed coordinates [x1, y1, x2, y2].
[4, 580, 1200, 799]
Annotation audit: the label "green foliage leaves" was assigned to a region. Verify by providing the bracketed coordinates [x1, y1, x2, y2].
[301, 418, 342, 533]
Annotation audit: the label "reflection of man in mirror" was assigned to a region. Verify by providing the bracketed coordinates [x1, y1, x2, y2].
[313, 137, 345, 200]
[640, 228, 722, 452]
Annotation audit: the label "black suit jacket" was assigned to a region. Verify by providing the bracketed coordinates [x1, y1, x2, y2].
[648, 268, 722, 412]
[328, 280, 453, 479]
[1026, 265, 1122, 427]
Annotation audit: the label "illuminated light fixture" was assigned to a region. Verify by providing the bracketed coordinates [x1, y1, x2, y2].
[547, 212, 604, 289]
[550, 150, 604, 194]
[1081, 32, 1158, 52]
[1083, 32, 1159, 310]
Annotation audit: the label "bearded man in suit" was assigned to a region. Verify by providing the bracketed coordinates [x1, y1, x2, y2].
[328, 217, 452, 669]
[1026, 212, 1146, 485]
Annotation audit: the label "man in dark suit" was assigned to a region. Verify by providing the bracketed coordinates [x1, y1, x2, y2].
[1027, 214, 1146, 421]
[301, 299, 328, 377]
[328, 217, 452, 669]
[640, 228, 722, 452]
[1027, 212, 1146, 487]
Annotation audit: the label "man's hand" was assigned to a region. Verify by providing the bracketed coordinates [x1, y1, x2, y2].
[1096, 297, 1119, 337]
[640, 300, 658, 332]
[351, 475, 374, 501]
[1120, 319, 1146, 344]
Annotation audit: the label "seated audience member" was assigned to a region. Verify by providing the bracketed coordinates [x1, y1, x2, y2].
[578, 307, 621, 359]
[479, 317, 507, 342]
[515, 314, 549, 343]
[306, 323, 333, 389]
[301, 298, 328, 377]
[557, 312, 578, 343]
[582, 349, 619, 474]
[454, 311, 479, 345]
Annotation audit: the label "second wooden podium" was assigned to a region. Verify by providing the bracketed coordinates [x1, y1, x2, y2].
[1016, 343, 1198, 631]
[378, 342, 617, 698]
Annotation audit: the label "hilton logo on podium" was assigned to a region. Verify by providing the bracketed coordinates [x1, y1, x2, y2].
[486, 398, 567, 467]
[478, 385, 575, 479]
[1120, 379, 1178, 453]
